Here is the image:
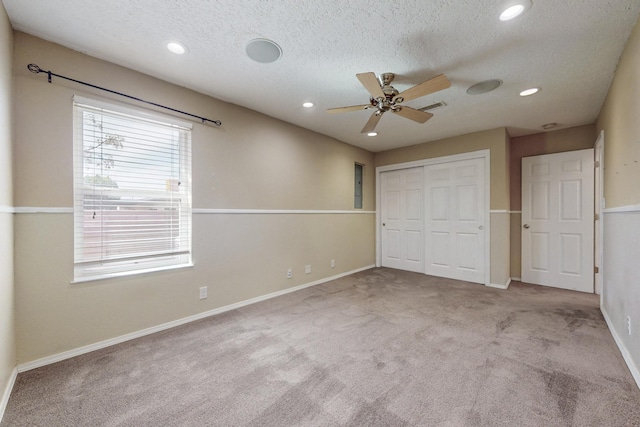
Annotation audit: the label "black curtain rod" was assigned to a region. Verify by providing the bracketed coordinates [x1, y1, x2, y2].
[27, 64, 222, 126]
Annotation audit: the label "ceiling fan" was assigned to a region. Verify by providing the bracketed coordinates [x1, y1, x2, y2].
[327, 72, 451, 133]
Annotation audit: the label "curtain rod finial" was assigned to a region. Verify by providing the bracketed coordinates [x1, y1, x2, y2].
[27, 63, 41, 73]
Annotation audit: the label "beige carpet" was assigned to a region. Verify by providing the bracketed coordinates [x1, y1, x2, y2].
[3, 268, 640, 426]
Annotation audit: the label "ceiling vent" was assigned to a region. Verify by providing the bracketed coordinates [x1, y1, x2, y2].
[418, 101, 447, 112]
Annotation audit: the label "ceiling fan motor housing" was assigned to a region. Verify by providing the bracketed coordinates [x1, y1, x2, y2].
[379, 73, 400, 100]
[373, 74, 402, 113]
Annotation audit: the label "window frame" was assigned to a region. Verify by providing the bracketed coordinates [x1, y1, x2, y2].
[354, 162, 364, 209]
[72, 96, 193, 283]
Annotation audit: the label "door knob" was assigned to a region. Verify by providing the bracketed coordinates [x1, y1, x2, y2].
[523, 224, 530, 229]
[478, 225, 483, 230]
[382, 223, 386, 226]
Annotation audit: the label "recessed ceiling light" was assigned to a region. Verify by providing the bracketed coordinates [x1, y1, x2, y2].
[499, 1, 532, 21]
[500, 5, 524, 20]
[520, 87, 540, 96]
[542, 122, 558, 130]
[302, 102, 314, 108]
[246, 38, 282, 63]
[367, 132, 378, 137]
[167, 41, 187, 55]
[466, 79, 503, 95]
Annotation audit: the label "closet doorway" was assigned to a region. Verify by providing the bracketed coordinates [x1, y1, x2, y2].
[377, 151, 489, 284]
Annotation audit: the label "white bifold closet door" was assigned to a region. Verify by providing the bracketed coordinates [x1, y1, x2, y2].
[380, 167, 425, 273]
[424, 158, 486, 284]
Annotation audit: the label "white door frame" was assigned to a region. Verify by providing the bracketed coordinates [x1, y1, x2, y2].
[594, 130, 605, 299]
[375, 149, 491, 286]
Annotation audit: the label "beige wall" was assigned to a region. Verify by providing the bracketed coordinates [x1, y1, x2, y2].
[509, 125, 596, 211]
[12, 33, 375, 364]
[375, 127, 510, 210]
[374, 127, 512, 286]
[0, 2, 15, 416]
[509, 125, 596, 277]
[597, 25, 640, 208]
[596, 18, 640, 382]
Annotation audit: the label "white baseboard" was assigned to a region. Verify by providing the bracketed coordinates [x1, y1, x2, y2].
[0, 367, 18, 424]
[487, 278, 511, 290]
[601, 305, 640, 390]
[18, 265, 375, 373]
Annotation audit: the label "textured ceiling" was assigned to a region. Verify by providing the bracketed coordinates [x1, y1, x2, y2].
[3, 0, 640, 152]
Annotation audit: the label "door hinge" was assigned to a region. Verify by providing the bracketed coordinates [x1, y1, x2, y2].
[595, 160, 600, 168]
[595, 213, 600, 221]
[595, 266, 599, 274]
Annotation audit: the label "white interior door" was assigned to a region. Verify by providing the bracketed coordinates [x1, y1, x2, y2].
[424, 158, 486, 284]
[521, 149, 594, 292]
[380, 167, 424, 273]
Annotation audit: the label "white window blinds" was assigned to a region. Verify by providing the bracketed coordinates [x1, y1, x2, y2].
[73, 96, 192, 281]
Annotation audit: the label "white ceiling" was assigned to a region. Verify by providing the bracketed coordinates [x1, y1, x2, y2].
[3, 0, 640, 152]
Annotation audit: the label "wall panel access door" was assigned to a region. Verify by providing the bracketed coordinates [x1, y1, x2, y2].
[380, 167, 424, 273]
[424, 158, 486, 283]
[521, 149, 594, 292]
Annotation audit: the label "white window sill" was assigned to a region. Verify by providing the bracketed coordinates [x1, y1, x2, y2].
[71, 262, 194, 284]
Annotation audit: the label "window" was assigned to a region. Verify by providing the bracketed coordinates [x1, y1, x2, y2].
[73, 96, 192, 281]
[354, 163, 364, 209]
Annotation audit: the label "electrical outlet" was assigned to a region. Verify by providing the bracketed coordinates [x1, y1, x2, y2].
[305, 265, 312, 274]
[627, 316, 632, 336]
[287, 268, 293, 279]
[199, 286, 207, 300]
[331, 259, 336, 268]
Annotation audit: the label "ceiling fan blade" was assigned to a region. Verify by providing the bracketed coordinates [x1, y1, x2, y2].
[361, 112, 382, 133]
[392, 106, 434, 123]
[398, 74, 451, 102]
[326, 104, 371, 114]
[356, 72, 385, 99]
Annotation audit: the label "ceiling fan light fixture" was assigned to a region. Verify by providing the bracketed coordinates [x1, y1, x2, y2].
[302, 102, 314, 108]
[499, 1, 532, 21]
[367, 132, 378, 137]
[520, 87, 540, 96]
[246, 38, 282, 63]
[542, 122, 558, 130]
